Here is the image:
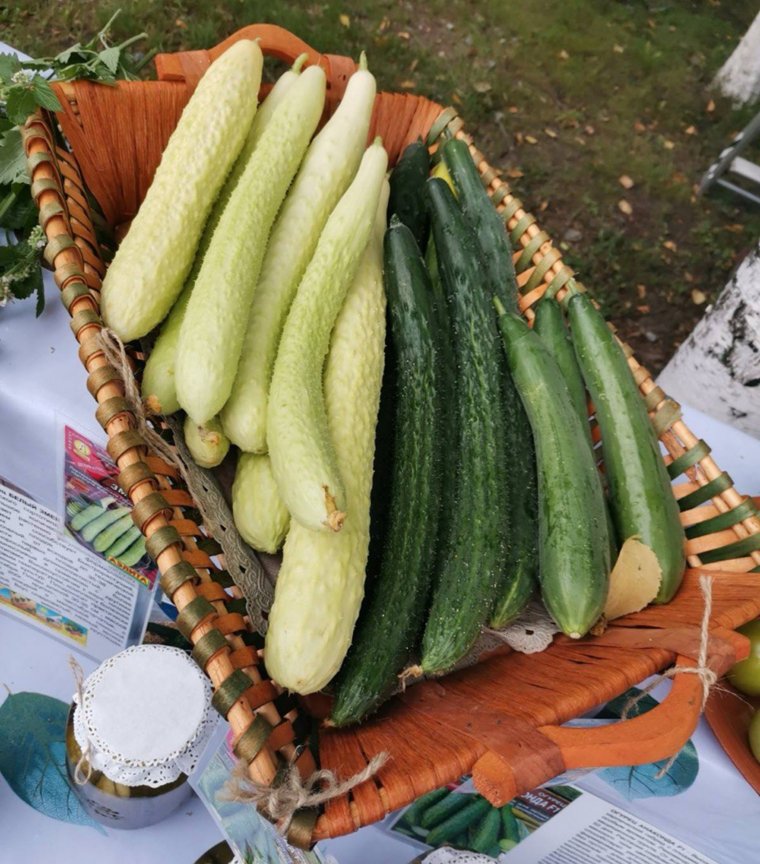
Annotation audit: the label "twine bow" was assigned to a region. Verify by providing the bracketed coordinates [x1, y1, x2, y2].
[221, 751, 389, 834]
[69, 656, 93, 786]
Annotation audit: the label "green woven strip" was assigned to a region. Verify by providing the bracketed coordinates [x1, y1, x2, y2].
[176, 596, 216, 640]
[131, 491, 172, 531]
[287, 809, 319, 850]
[78, 335, 103, 366]
[86, 364, 120, 398]
[651, 399, 682, 435]
[38, 200, 64, 227]
[56, 262, 87, 289]
[116, 461, 154, 495]
[677, 471, 733, 512]
[490, 185, 510, 207]
[233, 714, 274, 763]
[144, 524, 181, 561]
[502, 197, 523, 223]
[191, 628, 228, 670]
[26, 151, 53, 171]
[644, 386, 666, 411]
[159, 560, 197, 596]
[426, 107, 459, 147]
[698, 531, 760, 565]
[685, 498, 758, 540]
[524, 247, 561, 294]
[544, 267, 573, 298]
[516, 230, 550, 273]
[60, 281, 90, 312]
[69, 309, 99, 338]
[44, 233, 76, 266]
[510, 213, 536, 245]
[95, 396, 131, 429]
[667, 440, 711, 479]
[211, 668, 254, 717]
[106, 429, 145, 463]
[31, 177, 59, 199]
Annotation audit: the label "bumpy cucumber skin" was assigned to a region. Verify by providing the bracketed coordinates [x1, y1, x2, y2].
[267, 142, 388, 533]
[232, 453, 290, 553]
[264, 183, 388, 694]
[141, 69, 300, 417]
[93, 512, 134, 553]
[388, 140, 431, 251]
[176, 66, 326, 424]
[331, 220, 442, 726]
[469, 807, 501, 854]
[221, 66, 377, 453]
[183, 416, 230, 469]
[496, 311, 610, 637]
[419, 790, 470, 829]
[103, 524, 141, 559]
[425, 797, 491, 847]
[116, 536, 147, 568]
[100, 41, 263, 342]
[69, 502, 104, 532]
[420, 178, 508, 675]
[567, 292, 685, 602]
[80, 506, 130, 544]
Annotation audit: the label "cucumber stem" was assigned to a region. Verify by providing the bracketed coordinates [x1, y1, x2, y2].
[292, 52, 308, 73]
[493, 295, 507, 316]
[359, 51, 368, 71]
[323, 487, 346, 532]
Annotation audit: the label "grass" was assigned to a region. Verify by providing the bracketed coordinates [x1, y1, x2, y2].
[3, 0, 760, 370]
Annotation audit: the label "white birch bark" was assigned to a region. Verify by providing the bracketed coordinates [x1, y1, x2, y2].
[712, 12, 760, 106]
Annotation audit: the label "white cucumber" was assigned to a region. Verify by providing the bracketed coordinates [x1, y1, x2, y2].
[232, 453, 290, 553]
[267, 140, 388, 533]
[183, 416, 230, 468]
[100, 41, 263, 341]
[221, 58, 377, 452]
[264, 181, 389, 694]
[141, 61, 304, 416]
[176, 65, 326, 424]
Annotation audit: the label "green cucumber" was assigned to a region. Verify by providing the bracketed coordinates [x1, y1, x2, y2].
[184, 416, 230, 469]
[66, 500, 84, 519]
[267, 140, 388, 533]
[399, 788, 450, 828]
[93, 512, 134, 553]
[232, 453, 290, 553]
[331, 219, 443, 726]
[494, 306, 610, 637]
[70, 502, 105, 532]
[100, 41, 263, 341]
[176, 65, 326, 424]
[80, 506, 130, 544]
[388, 140, 430, 251]
[103, 524, 142, 560]
[567, 291, 685, 602]
[469, 807, 501, 854]
[443, 138, 537, 629]
[425, 797, 491, 847]
[420, 790, 471, 829]
[221, 58, 377, 453]
[500, 804, 520, 843]
[420, 178, 508, 675]
[116, 536, 147, 568]
[141, 61, 303, 417]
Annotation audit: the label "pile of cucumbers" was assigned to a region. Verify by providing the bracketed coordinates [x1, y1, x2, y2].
[330, 137, 685, 726]
[67, 497, 147, 568]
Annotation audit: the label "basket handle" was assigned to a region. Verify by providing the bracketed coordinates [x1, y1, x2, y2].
[471, 625, 748, 805]
[154, 24, 358, 105]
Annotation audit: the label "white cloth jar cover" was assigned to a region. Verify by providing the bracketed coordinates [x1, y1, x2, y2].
[73, 644, 216, 787]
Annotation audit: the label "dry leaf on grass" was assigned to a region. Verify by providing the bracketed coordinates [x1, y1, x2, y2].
[604, 537, 662, 620]
[619, 174, 634, 189]
[339, 13, 350, 27]
[618, 199, 633, 215]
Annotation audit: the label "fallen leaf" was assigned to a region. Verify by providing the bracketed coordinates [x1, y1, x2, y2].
[685, 124, 697, 135]
[507, 167, 524, 179]
[691, 289, 707, 305]
[634, 120, 647, 133]
[473, 81, 492, 93]
[647, 17, 656, 29]
[397, 30, 410, 39]
[637, 304, 651, 313]
[604, 538, 662, 620]
[725, 223, 744, 233]
[636, 284, 647, 298]
[451, 91, 462, 105]
[400, 79, 416, 90]
[559, 49, 570, 60]
[544, 127, 558, 138]
[574, 136, 587, 146]
[619, 174, 634, 189]
[613, 44, 624, 53]
[539, 199, 549, 211]
[525, 135, 538, 144]
[618, 199, 633, 215]
[663, 239, 677, 251]
[508, 105, 519, 113]
[683, 271, 694, 282]
[514, 131, 524, 144]
[175, 17, 187, 28]
[409, 58, 419, 72]
[663, 139, 675, 150]
[378, 16, 390, 31]
[339, 13, 351, 27]
[585, 124, 595, 136]
[706, 98, 715, 113]
[671, 171, 688, 184]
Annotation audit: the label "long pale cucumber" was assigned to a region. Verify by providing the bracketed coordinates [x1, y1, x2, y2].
[175, 65, 326, 424]
[221, 58, 377, 452]
[141, 59, 304, 416]
[267, 140, 388, 533]
[232, 453, 290, 553]
[264, 182, 388, 693]
[100, 41, 263, 341]
[93, 512, 134, 553]
[184, 416, 230, 469]
[81, 506, 130, 544]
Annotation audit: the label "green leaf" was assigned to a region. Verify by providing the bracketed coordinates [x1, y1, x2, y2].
[98, 46, 121, 74]
[0, 129, 29, 186]
[5, 87, 38, 125]
[0, 183, 37, 229]
[54, 43, 84, 65]
[0, 52, 21, 79]
[32, 76, 62, 113]
[35, 269, 46, 316]
[0, 692, 103, 830]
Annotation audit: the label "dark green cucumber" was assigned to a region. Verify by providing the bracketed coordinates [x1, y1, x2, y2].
[500, 803, 520, 843]
[567, 292, 686, 602]
[443, 137, 537, 628]
[420, 178, 508, 674]
[420, 789, 471, 829]
[495, 307, 610, 637]
[468, 807, 501, 854]
[400, 788, 450, 829]
[80, 506, 130, 544]
[388, 140, 430, 251]
[425, 796, 491, 847]
[331, 220, 443, 725]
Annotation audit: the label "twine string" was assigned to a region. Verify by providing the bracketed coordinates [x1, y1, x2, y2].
[69, 656, 93, 786]
[221, 751, 389, 834]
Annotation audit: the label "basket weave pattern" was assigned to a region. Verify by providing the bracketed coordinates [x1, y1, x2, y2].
[23, 24, 760, 846]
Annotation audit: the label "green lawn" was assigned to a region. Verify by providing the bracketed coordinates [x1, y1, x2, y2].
[4, 0, 759, 369]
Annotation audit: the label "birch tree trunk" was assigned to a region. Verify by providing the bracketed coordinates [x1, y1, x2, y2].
[658, 245, 760, 439]
[712, 12, 760, 106]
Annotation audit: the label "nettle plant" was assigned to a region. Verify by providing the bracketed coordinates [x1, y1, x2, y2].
[0, 12, 149, 314]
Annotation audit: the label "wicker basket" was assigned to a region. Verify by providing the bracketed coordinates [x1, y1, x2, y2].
[23, 23, 760, 847]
